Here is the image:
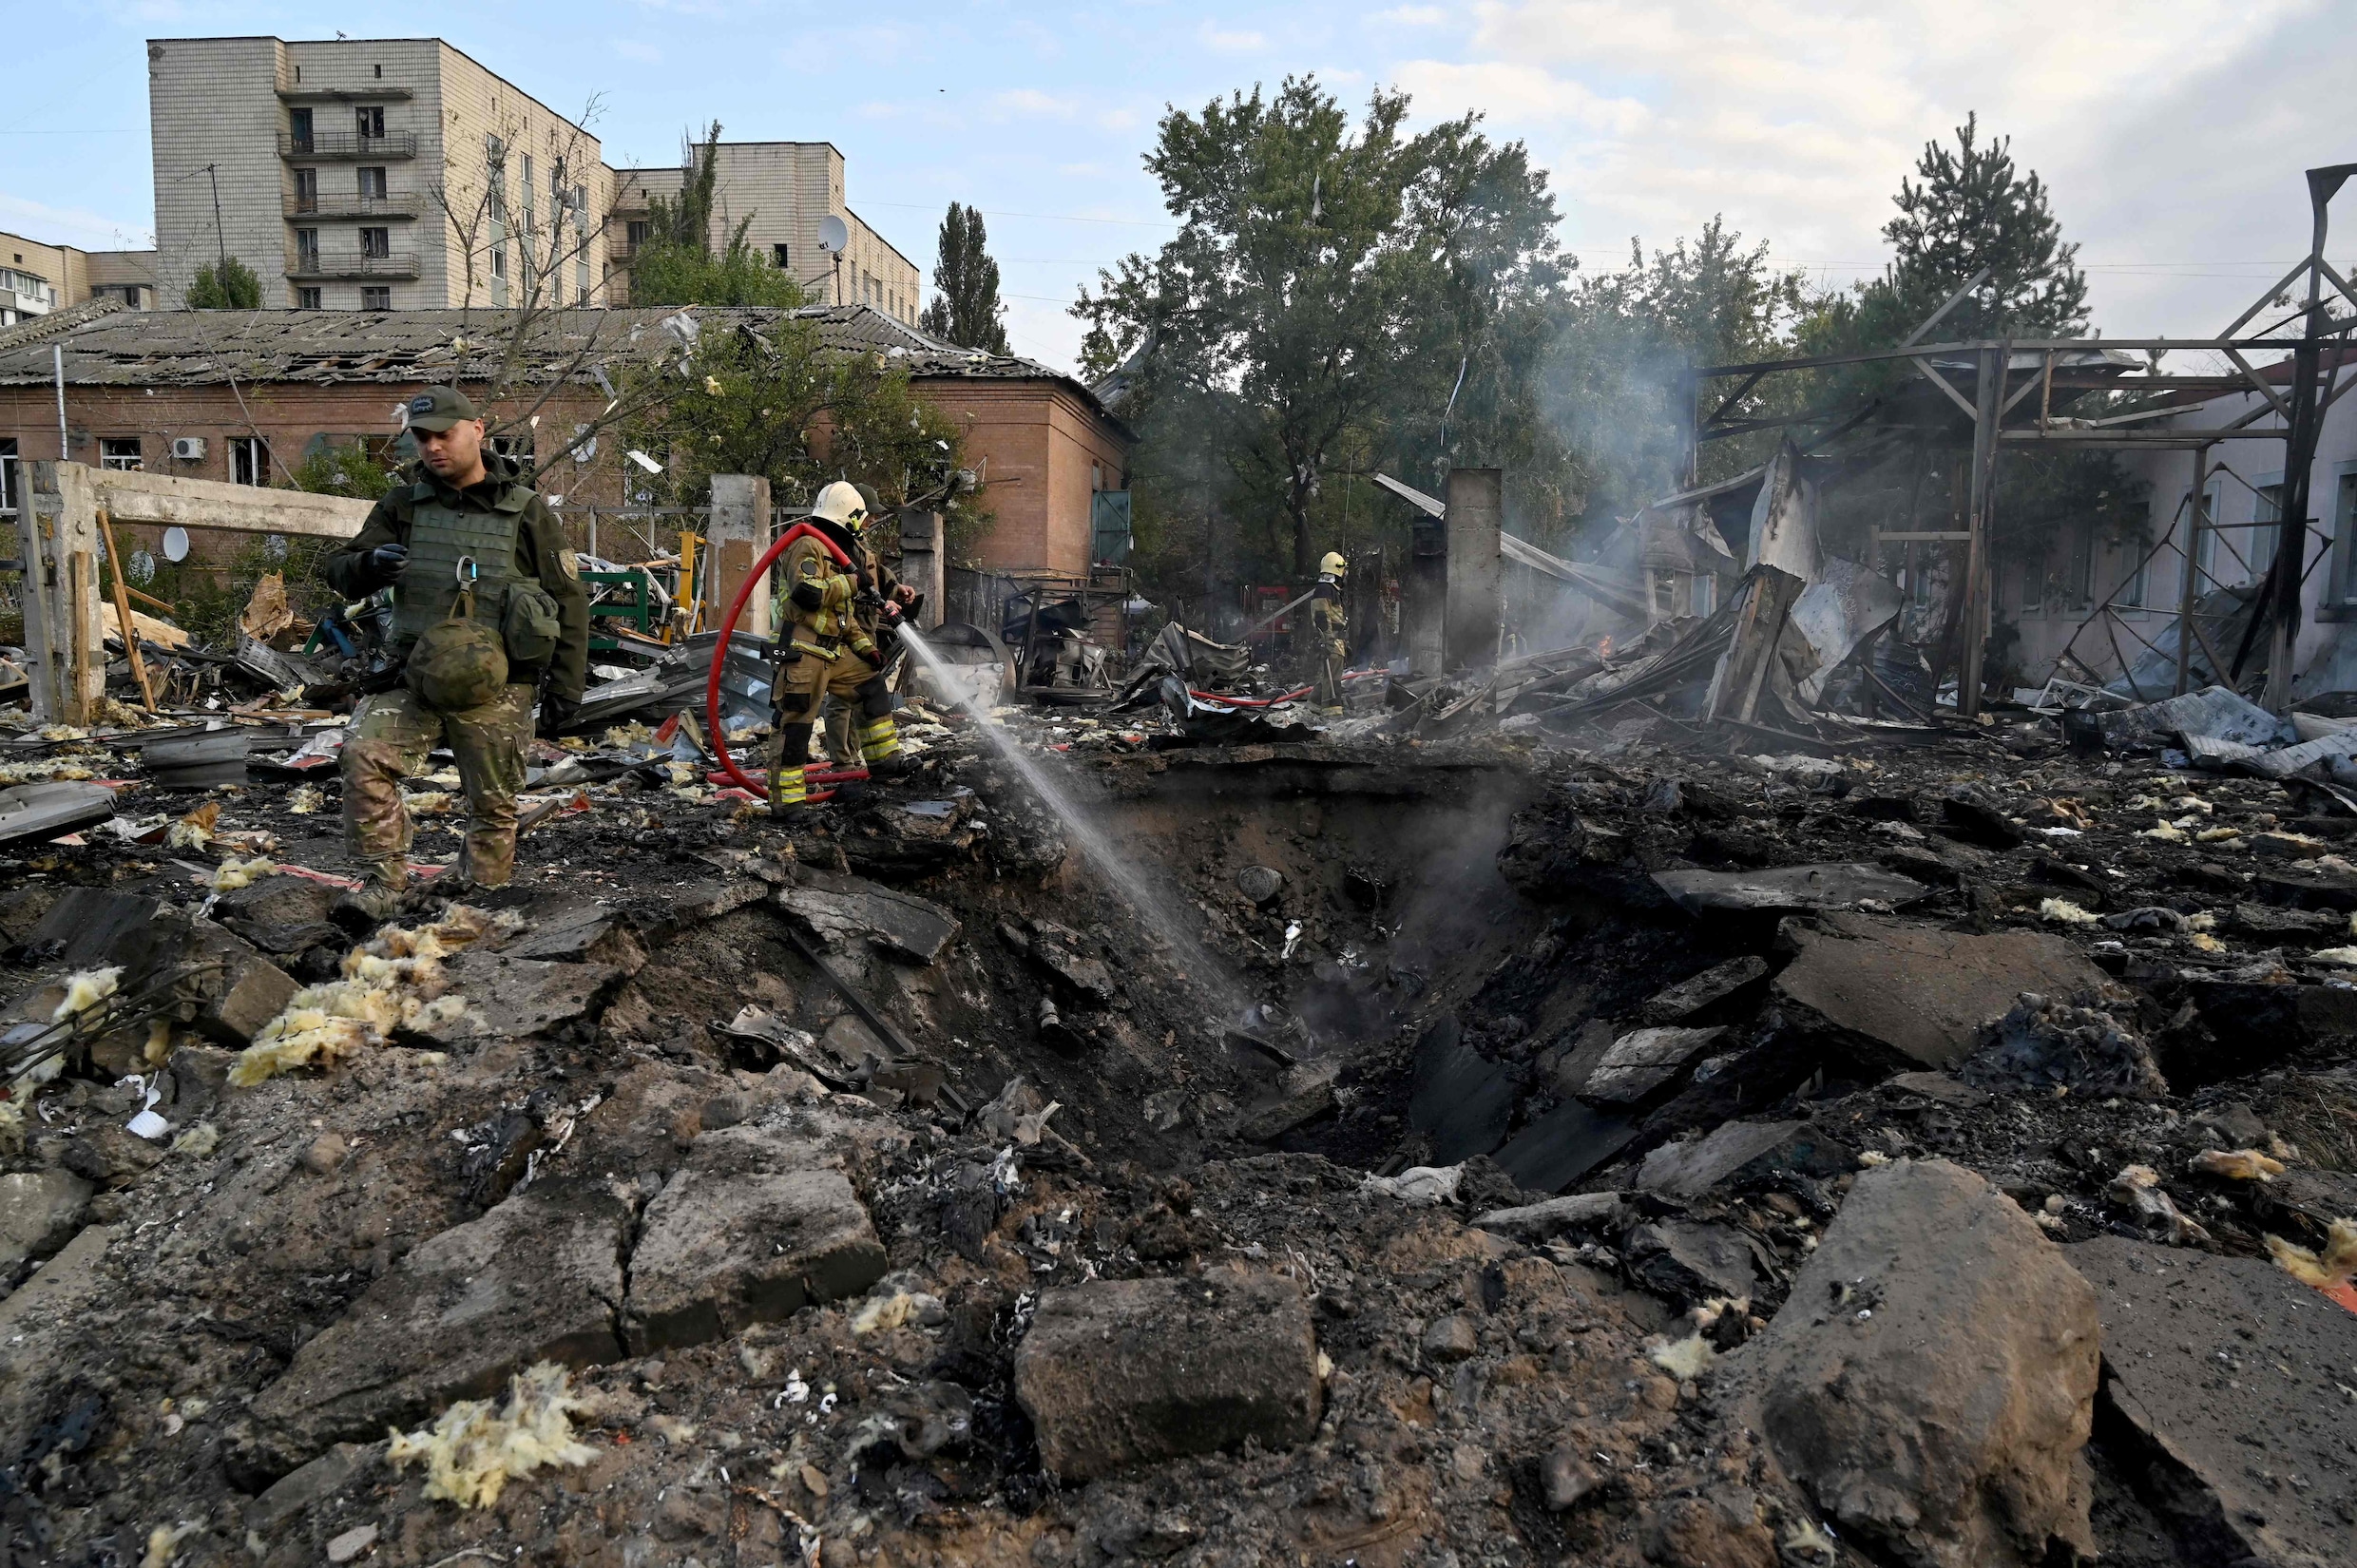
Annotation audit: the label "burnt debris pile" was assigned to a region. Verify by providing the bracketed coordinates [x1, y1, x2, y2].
[5, 683, 2357, 1568]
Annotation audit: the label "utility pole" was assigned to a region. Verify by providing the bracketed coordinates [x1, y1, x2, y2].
[206, 163, 228, 281]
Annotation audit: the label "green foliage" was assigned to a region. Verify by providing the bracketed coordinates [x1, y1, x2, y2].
[142, 535, 342, 651]
[919, 203, 1010, 354]
[186, 257, 262, 310]
[627, 123, 805, 308]
[282, 443, 399, 501]
[616, 316, 977, 542]
[1077, 76, 1571, 580]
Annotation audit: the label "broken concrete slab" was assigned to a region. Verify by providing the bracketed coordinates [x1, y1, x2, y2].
[1408, 1015, 1516, 1164]
[1636, 955, 1771, 1024]
[1625, 1219, 1758, 1308]
[623, 1125, 888, 1353]
[1751, 1158, 2098, 1568]
[1233, 1059, 1341, 1142]
[2072, 1235, 2357, 1568]
[1469, 1191, 1623, 1239]
[776, 870, 960, 966]
[1652, 864, 1926, 917]
[211, 874, 341, 956]
[1025, 921, 1116, 1004]
[1636, 1119, 1854, 1200]
[2096, 684, 2291, 751]
[1581, 1025, 1728, 1105]
[1013, 1272, 1322, 1482]
[1493, 1100, 1638, 1194]
[0, 1169, 93, 1274]
[1772, 912, 2112, 1069]
[15, 887, 158, 969]
[493, 900, 648, 973]
[247, 1443, 376, 1534]
[244, 1178, 628, 1474]
[398, 952, 623, 1046]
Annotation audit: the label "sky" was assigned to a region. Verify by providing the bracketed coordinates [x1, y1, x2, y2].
[5, 0, 2354, 374]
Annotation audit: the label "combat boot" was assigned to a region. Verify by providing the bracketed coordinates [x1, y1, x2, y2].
[331, 869, 410, 931]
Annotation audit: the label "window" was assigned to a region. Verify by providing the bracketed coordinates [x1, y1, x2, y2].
[360, 286, 391, 310]
[294, 227, 319, 271]
[2117, 540, 2147, 609]
[627, 219, 650, 253]
[296, 286, 321, 310]
[0, 436, 17, 518]
[100, 438, 142, 471]
[289, 106, 314, 152]
[355, 105, 385, 140]
[374, 64, 382, 79]
[293, 166, 318, 212]
[490, 244, 508, 281]
[2335, 469, 2357, 602]
[489, 432, 534, 463]
[2253, 481, 2285, 584]
[359, 227, 390, 258]
[230, 435, 269, 486]
[774, 242, 790, 269]
[358, 166, 387, 201]
[2187, 480, 2225, 591]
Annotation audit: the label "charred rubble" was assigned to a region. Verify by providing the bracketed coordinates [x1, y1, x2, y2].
[2, 676, 2356, 1568]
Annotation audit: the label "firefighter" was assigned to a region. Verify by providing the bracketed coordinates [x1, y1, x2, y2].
[765, 480, 915, 810]
[1310, 550, 1349, 713]
[321, 386, 590, 923]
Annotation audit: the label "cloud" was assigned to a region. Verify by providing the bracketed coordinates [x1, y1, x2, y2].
[1199, 23, 1267, 52]
[993, 87, 1080, 118]
[0, 191, 151, 252]
[1379, 5, 1450, 22]
[1382, 0, 2328, 330]
[612, 39, 662, 64]
[1098, 106, 1141, 132]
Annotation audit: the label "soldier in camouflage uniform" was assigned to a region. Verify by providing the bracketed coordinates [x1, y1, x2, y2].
[321, 387, 590, 921]
[764, 480, 914, 810]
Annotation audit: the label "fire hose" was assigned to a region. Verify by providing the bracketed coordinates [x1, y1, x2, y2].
[704, 522, 855, 794]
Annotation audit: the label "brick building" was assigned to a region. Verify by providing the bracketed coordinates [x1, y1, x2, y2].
[0, 233, 159, 327]
[0, 301, 1129, 579]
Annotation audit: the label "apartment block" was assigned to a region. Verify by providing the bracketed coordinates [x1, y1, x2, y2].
[0, 232, 158, 327]
[610, 142, 920, 322]
[146, 35, 617, 312]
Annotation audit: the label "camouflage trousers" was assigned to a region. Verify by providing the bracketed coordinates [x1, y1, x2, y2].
[344, 682, 533, 889]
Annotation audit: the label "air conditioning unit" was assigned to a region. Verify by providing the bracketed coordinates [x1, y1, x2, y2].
[171, 436, 206, 461]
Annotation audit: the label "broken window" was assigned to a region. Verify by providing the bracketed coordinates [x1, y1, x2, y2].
[627, 220, 650, 254]
[355, 105, 386, 141]
[296, 286, 321, 310]
[294, 228, 320, 272]
[774, 242, 791, 270]
[358, 166, 388, 201]
[2335, 469, 2357, 602]
[100, 437, 142, 471]
[2252, 481, 2285, 584]
[289, 106, 314, 153]
[360, 285, 391, 310]
[293, 166, 318, 213]
[230, 435, 269, 486]
[0, 436, 17, 518]
[360, 227, 391, 259]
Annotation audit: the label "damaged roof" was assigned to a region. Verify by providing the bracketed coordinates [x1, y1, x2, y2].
[0, 302, 1121, 423]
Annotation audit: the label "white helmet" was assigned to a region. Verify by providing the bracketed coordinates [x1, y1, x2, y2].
[1319, 551, 1347, 579]
[812, 480, 869, 528]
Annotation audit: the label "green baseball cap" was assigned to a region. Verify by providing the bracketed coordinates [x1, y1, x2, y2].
[404, 386, 481, 431]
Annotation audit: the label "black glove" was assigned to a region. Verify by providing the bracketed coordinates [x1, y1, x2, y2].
[366, 542, 409, 583]
[537, 694, 580, 737]
[853, 644, 885, 671]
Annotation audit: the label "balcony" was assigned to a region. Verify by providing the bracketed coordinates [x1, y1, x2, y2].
[278, 130, 417, 161]
[284, 191, 423, 220]
[277, 86, 415, 104]
[286, 250, 420, 281]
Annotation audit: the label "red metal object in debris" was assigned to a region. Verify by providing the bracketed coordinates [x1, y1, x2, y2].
[704, 522, 854, 795]
[1185, 686, 1314, 709]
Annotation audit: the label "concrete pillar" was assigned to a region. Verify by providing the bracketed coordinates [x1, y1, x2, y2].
[1445, 467, 1503, 672]
[1406, 515, 1447, 678]
[707, 474, 772, 638]
[898, 510, 946, 630]
[21, 462, 105, 725]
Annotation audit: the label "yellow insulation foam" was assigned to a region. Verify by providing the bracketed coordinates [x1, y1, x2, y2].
[386, 1361, 597, 1508]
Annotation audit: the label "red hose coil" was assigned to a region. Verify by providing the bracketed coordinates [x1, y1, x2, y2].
[704, 521, 853, 794]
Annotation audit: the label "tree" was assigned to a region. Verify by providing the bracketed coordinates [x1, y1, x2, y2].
[626, 123, 805, 308]
[919, 203, 1009, 354]
[186, 257, 261, 310]
[1078, 76, 1566, 578]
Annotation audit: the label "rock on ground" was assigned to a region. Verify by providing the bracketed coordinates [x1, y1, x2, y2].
[623, 1124, 888, 1352]
[0, 1169, 93, 1273]
[1747, 1157, 2099, 1568]
[1014, 1272, 1322, 1482]
[2072, 1235, 2357, 1568]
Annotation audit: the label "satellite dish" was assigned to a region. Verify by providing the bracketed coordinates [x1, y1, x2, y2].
[162, 526, 191, 563]
[817, 214, 849, 255]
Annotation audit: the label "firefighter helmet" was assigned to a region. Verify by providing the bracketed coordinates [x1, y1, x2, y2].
[812, 481, 870, 529]
[1319, 551, 1347, 578]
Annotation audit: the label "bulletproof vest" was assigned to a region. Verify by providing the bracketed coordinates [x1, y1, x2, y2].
[390, 489, 527, 646]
